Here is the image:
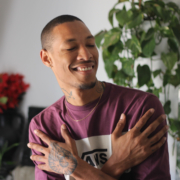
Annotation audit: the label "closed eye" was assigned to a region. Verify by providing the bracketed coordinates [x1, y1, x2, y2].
[87, 44, 95, 47]
[67, 47, 76, 51]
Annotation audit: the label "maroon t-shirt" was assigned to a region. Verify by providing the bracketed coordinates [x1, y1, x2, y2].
[29, 82, 170, 180]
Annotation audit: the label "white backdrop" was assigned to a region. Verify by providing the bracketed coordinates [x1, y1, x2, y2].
[0, 0, 179, 179]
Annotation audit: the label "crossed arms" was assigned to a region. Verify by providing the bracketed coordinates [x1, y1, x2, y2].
[28, 109, 169, 180]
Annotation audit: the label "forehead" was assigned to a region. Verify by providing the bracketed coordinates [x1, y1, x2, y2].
[52, 21, 92, 43]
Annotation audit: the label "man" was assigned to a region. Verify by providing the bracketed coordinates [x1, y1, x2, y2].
[28, 15, 170, 180]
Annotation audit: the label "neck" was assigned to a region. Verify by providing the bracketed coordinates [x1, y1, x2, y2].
[61, 81, 104, 106]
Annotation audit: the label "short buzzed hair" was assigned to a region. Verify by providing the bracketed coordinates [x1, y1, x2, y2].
[41, 15, 83, 50]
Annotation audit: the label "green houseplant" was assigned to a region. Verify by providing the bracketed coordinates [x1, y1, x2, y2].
[0, 142, 19, 179]
[95, 0, 180, 173]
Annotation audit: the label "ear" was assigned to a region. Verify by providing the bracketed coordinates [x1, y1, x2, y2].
[40, 49, 53, 68]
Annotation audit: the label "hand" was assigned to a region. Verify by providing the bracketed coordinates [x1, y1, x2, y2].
[28, 124, 78, 175]
[102, 109, 168, 178]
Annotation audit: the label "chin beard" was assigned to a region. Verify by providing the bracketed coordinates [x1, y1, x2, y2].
[78, 80, 97, 90]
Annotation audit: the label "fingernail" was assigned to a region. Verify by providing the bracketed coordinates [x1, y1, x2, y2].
[150, 109, 155, 113]
[34, 130, 37, 134]
[120, 113, 125, 121]
[62, 124, 67, 129]
[30, 156, 32, 159]
[27, 143, 30, 147]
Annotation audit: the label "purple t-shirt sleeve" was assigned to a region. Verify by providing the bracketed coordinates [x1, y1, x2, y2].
[129, 95, 170, 180]
[29, 120, 65, 180]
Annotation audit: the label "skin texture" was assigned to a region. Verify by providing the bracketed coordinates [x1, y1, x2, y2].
[40, 20, 101, 106]
[28, 109, 168, 179]
[48, 142, 77, 175]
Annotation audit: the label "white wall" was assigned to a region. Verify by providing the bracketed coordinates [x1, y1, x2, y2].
[0, 0, 179, 179]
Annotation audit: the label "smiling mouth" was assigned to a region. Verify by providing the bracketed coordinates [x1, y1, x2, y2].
[72, 65, 94, 72]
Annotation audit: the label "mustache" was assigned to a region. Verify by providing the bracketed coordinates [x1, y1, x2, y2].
[71, 60, 95, 67]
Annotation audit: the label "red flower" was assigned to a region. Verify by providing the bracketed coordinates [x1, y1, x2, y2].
[0, 73, 30, 113]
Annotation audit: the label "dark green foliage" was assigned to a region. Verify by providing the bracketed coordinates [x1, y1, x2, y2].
[95, 0, 180, 125]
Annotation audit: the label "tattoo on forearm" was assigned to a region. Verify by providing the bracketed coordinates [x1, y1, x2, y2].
[61, 88, 75, 100]
[48, 142, 77, 175]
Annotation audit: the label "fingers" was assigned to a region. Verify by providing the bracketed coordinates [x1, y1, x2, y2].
[38, 164, 52, 172]
[34, 130, 52, 145]
[27, 142, 47, 154]
[150, 136, 166, 154]
[148, 125, 168, 146]
[141, 114, 166, 138]
[61, 124, 74, 146]
[112, 113, 126, 139]
[132, 109, 155, 132]
[30, 154, 46, 163]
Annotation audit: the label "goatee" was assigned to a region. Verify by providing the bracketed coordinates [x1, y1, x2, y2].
[78, 80, 96, 90]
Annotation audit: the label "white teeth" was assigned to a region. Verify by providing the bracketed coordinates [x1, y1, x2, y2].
[77, 66, 92, 72]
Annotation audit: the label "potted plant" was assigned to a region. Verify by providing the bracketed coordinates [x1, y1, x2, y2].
[0, 73, 30, 113]
[95, 0, 180, 175]
[0, 142, 19, 180]
[0, 73, 30, 179]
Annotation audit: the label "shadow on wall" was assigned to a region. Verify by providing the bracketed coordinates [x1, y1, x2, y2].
[0, 0, 13, 50]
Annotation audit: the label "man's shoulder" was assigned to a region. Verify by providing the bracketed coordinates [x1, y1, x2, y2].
[29, 96, 65, 128]
[106, 82, 158, 102]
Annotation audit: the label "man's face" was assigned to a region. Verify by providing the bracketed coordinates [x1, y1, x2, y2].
[47, 20, 99, 90]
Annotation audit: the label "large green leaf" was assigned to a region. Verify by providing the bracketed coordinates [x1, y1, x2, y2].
[169, 65, 180, 87]
[0, 97, 8, 104]
[172, 23, 180, 44]
[163, 72, 170, 87]
[169, 118, 180, 132]
[168, 38, 180, 53]
[121, 58, 134, 76]
[137, 64, 151, 87]
[160, 27, 173, 38]
[142, 37, 156, 57]
[153, 69, 162, 78]
[113, 69, 129, 86]
[145, 28, 155, 40]
[126, 35, 142, 56]
[153, 87, 162, 98]
[108, 8, 120, 27]
[105, 61, 117, 78]
[108, 40, 124, 55]
[102, 49, 119, 63]
[103, 28, 121, 49]
[167, 2, 180, 13]
[161, 52, 177, 71]
[163, 100, 171, 115]
[94, 30, 107, 48]
[126, 13, 144, 29]
[116, 9, 133, 27]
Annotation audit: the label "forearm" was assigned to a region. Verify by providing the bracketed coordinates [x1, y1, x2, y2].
[101, 155, 127, 179]
[71, 156, 117, 180]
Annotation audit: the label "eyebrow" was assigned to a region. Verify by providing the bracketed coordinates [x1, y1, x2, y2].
[65, 35, 94, 43]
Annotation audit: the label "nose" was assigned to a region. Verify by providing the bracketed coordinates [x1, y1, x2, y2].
[77, 45, 93, 61]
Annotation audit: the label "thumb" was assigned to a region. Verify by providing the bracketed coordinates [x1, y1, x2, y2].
[112, 113, 126, 139]
[61, 124, 73, 145]
[61, 124, 78, 155]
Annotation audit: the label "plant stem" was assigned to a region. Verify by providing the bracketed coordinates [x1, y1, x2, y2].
[167, 84, 170, 101]
[139, 0, 142, 9]
[165, 86, 167, 103]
